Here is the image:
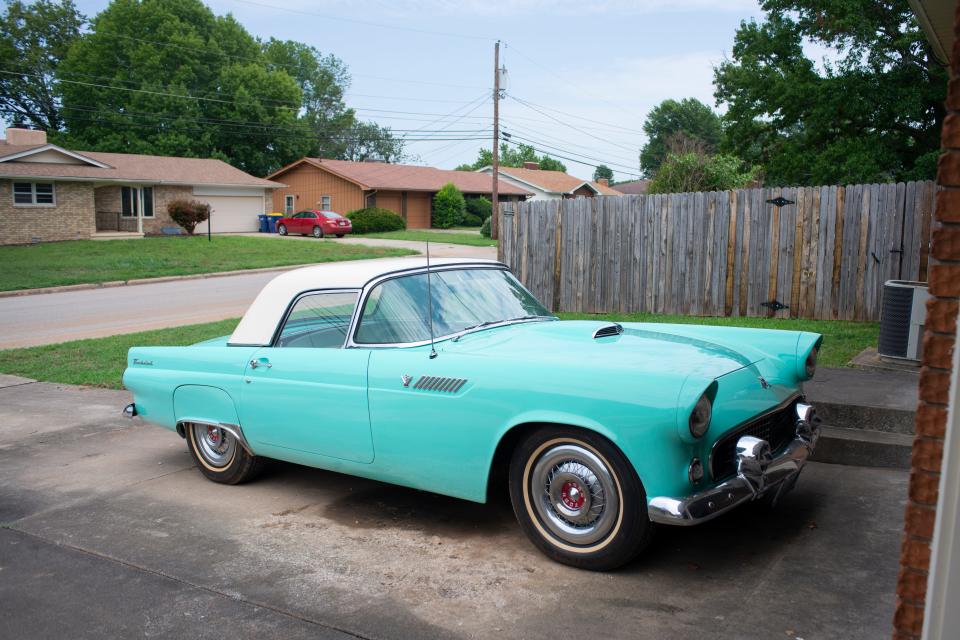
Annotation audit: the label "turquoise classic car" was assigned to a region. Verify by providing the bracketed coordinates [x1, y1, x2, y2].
[123, 257, 823, 570]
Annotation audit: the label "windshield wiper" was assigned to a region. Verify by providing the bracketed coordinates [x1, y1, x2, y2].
[452, 315, 555, 341]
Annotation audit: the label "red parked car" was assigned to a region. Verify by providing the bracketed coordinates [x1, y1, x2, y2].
[276, 210, 352, 238]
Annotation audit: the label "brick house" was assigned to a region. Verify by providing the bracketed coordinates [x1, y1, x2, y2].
[475, 162, 623, 201]
[0, 128, 282, 245]
[893, 1, 960, 639]
[266, 158, 531, 229]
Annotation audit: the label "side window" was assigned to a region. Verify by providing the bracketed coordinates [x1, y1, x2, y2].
[275, 291, 358, 348]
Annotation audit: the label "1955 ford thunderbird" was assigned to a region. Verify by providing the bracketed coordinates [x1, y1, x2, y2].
[123, 257, 822, 570]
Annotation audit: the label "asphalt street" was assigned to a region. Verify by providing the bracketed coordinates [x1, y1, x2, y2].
[0, 376, 908, 640]
[0, 240, 496, 349]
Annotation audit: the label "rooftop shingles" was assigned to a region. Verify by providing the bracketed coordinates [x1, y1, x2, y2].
[494, 166, 623, 196]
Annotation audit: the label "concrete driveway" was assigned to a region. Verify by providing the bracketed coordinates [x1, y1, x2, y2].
[0, 377, 906, 639]
[0, 239, 496, 349]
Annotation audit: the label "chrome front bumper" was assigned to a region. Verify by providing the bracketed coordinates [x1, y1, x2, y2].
[648, 402, 821, 526]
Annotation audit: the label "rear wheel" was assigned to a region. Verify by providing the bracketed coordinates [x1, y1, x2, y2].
[277, 224, 287, 236]
[336, 233, 345, 238]
[186, 423, 263, 485]
[508, 426, 654, 570]
[312, 225, 323, 238]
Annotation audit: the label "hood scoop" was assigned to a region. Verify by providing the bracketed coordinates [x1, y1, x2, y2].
[592, 323, 623, 339]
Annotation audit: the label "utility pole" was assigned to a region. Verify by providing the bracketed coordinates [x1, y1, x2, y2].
[491, 39, 500, 240]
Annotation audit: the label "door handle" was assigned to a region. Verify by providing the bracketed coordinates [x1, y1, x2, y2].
[249, 359, 272, 369]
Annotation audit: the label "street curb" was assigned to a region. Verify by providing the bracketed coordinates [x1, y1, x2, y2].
[0, 264, 331, 299]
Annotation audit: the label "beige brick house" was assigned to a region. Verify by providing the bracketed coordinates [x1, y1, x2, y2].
[0, 128, 282, 245]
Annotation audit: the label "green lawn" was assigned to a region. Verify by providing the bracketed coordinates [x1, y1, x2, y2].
[356, 230, 496, 247]
[0, 312, 875, 389]
[0, 319, 241, 389]
[556, 312, 878, 368]
[0, 236, 416, 291]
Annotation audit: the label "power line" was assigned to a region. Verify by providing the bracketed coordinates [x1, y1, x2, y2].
[501, 137, 642, 179]
[504, 93, 646, 135]
[508, 93, 639, 154]
[503, 132, 640, 174]
[228, 0, 497, 42]
[501, 119, 639, 167]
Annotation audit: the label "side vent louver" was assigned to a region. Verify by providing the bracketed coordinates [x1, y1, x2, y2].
[593, 323, 623, 339]
[413, 376, 467, 393]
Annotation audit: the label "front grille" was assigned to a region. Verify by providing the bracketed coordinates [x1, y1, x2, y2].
[710, 398, 799, 481]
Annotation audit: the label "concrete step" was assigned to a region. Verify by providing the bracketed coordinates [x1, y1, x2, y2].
[811, 425, 913, 470]
[805, 367, 918, 435]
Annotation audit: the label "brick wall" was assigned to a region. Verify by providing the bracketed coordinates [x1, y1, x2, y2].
[0, 179, 95, 245]
[892, 7, 960, 638]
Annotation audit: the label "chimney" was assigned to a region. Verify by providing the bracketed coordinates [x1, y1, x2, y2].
[522, 161, 540, 170]
[5, 127, 47, 146]
[597, 178, 609, 186]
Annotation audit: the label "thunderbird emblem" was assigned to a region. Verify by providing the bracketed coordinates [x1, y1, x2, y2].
[401, 374, 412, 387]
[758, 377, 771, 389]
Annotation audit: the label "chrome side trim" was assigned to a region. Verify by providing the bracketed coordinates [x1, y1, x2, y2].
[176, 419, 254, 456]
[649, 401, 821, 526]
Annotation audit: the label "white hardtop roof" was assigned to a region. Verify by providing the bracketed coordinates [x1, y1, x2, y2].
[228, 257, 503, 346]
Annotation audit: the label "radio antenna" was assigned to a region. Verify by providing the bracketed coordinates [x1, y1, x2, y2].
[425, 241, 437, 359]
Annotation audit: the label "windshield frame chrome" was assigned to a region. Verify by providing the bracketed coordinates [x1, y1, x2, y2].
[344, 264, 555, 349]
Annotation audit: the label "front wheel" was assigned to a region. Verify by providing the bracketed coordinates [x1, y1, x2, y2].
[509, 426, 655, 570]
[277, 224, 287, 236]
[312, 225, 323, 238]
[186, 423, 264, 485]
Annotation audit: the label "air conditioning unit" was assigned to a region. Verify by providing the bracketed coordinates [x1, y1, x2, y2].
[878, 280, 929, 362]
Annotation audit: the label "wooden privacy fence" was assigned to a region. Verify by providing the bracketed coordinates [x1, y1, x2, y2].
[498, 181, 936, 321]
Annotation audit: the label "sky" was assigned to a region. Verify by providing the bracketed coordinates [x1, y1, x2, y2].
[69, 0, 768, 182]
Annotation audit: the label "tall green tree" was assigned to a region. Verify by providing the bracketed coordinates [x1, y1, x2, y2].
[640, 98, 721, 177]
[714, 0, 946, 185]
[0, 0, 85, 131]
[56, 0, 307, 176]
[455, 142, 567, 172]
[593, 164, 613, 182]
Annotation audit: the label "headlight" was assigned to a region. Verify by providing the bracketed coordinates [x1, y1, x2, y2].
[805, 347, 818, 378]
[689, 393, 712, 438]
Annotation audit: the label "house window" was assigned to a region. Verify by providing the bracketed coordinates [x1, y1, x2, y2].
[12, 182, 55, 206]
[284, 194, 295, 215]
[121, 187, 154, 218]
[321, 195, 331, 210]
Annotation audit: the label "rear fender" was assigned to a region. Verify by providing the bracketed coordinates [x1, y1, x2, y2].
[173, 385, 252, 453]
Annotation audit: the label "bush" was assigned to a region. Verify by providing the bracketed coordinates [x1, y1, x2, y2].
[166, 199, 211, 235]
[480, 216, 491, 238]
[432, 182, 465, 228]
[647, 151, 756, 194]
[465, 196, 492, 221]
[461, 212, 483, 227]
[346, 207, 406, 234]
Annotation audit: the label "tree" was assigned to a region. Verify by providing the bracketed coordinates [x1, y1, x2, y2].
[593, 164, 613, 182]
[0, 0, 85, 131]
[646, 151, 756, 194]
[639, 98, 721, 177]
[456, 143, 567, 173]
[432, 182, 465, 229]
[714, 1, 946, 185]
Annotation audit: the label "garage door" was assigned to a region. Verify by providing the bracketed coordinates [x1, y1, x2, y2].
[193, 192, 265, 233]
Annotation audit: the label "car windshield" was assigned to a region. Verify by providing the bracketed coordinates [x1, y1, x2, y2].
[354, 268, 552, 344]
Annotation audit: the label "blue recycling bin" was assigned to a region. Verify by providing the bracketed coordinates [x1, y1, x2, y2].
[257, 214, 269, 233]
[267, 214, 283, 233]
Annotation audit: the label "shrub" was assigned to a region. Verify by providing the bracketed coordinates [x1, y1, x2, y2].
[480, 216, 491, 238]
[647, 151, 756, 194]
[346, 207, 406, 234]
[432, 182, 465, 228]
[465, 196, 492, 221]
[461, 212, 483, 227]
[166, 199, 211, 235]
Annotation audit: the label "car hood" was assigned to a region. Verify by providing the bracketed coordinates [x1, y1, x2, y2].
[441, 320, 769, 380]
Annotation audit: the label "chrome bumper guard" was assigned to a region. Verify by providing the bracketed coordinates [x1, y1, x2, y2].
[122, 403, 137, 419]
[648, 402, 821, 526]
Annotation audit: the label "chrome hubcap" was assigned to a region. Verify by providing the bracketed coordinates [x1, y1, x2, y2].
[530, 444, 620, 546]
[192, 424, 236, 468]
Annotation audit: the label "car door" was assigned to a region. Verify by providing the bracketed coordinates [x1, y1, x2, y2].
[237, 289, 374, 463]
[289, 211, 305, 233]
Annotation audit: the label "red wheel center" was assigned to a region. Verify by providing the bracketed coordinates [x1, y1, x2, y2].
[207, 427, 220, 444]
[560, 481, 585, 509]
